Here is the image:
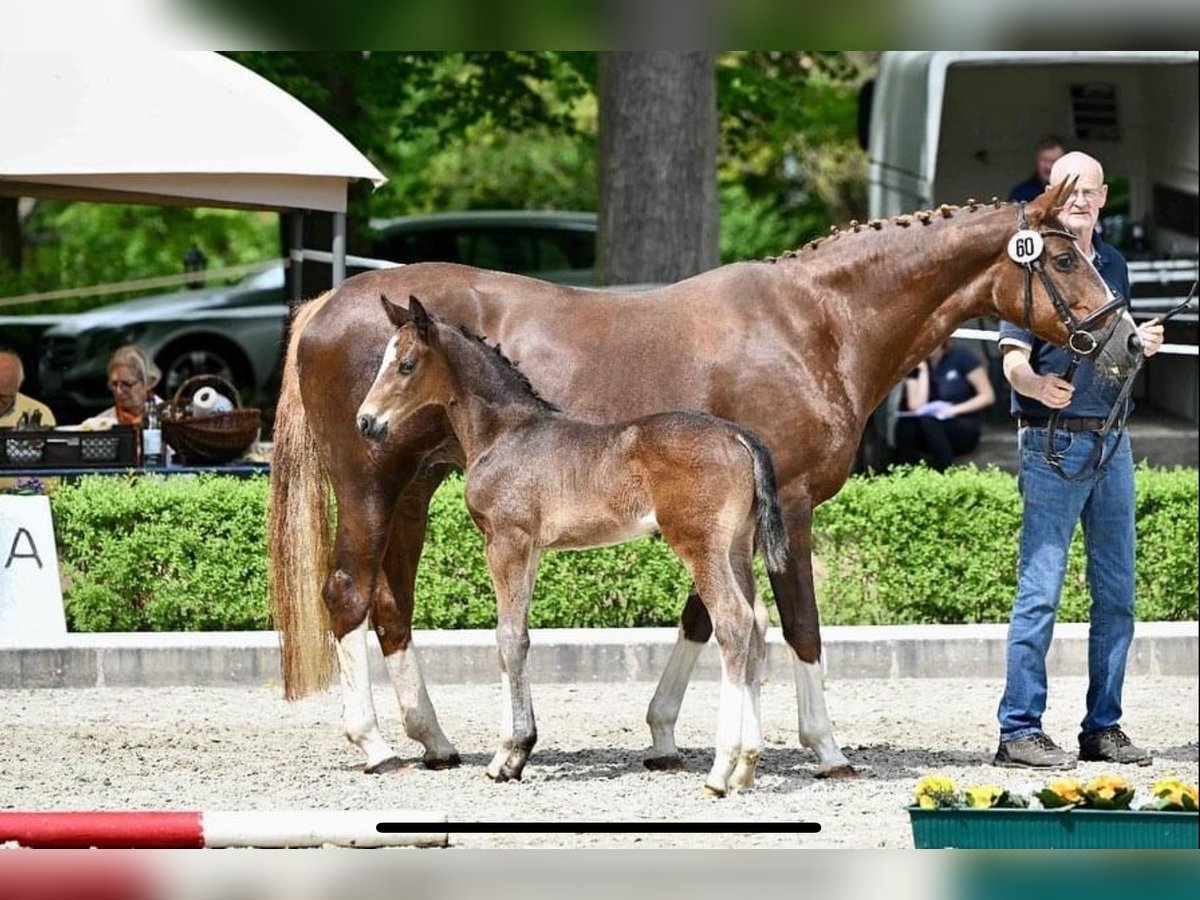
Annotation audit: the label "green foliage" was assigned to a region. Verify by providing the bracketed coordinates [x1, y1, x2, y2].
[52, 475, 271, 631]
[50, 465, 1197, 632]
[1131, 463, 1200, 621]
[814, 464, 1199, 625]
[1, 204, 278, 315]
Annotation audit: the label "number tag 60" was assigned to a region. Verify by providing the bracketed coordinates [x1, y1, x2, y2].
[1007, 229, 1044, 264]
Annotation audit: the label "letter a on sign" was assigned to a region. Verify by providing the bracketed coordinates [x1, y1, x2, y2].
[0, 495, 67, 645]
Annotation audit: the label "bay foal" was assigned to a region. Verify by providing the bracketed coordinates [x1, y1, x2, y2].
[356, 295, 788, 796]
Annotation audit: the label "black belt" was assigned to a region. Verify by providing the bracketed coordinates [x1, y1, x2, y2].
[1019, 415, 1107, 433]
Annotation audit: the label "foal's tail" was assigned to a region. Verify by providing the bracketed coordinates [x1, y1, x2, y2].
[735, 430, 789, 573]
[267, 290, 337, 700]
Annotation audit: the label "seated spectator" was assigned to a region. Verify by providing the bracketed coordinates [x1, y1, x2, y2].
[1008, 135, 1065, 203]
[82, 345, 164, 428]
[0, 347, 55, 430]
[1, 348, 55, 429]
[893, 341, 996, 472]
[1, 347, 57, 490]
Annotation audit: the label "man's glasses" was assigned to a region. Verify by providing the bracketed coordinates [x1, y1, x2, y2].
[1068, 187, 1105, 204]
[109, 379, 141, 392]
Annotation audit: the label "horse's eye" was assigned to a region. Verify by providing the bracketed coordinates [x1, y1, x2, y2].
[1052, 253, 1073, 272]
[398, 359, 415, 375]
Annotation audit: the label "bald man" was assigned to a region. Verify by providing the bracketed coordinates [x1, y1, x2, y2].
[1, 349, 57, 489]
[0, 349, 55, 430]
[993, 151, 1164, 770]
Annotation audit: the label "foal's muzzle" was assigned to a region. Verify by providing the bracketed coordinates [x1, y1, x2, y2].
[357, 412, 387, 442]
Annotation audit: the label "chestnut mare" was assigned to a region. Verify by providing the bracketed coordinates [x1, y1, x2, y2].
[355, 295, 789, 795]
[269, 184, 1140, 779]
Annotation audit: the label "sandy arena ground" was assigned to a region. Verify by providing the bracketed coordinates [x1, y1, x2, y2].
[1, 675, 1196, 849]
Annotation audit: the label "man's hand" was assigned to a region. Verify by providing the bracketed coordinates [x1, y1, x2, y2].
[1139, 322, 1165, 358]
[1031, 373, 1075, 409]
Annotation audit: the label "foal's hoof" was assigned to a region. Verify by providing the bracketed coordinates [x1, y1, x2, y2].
[423, 752, 462, 770]
[814, 764, 859, 780]
[364, 756, 411, 775]
[488, 767, 524, 784]
[701, 783, 727, 799]
[644, 755, 685, 772]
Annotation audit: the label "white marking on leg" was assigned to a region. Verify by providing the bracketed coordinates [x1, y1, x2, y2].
[335, 620, 397, 770]
[730, 602, 767, 790]
[383, 647, 458, 763]
[792, 655, 850, 772]
[705, 657, 743, 796]
[646, 627, 704, 760]
[486, 670, 514, 779]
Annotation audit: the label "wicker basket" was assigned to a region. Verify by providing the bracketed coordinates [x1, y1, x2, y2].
[162, 375, 261, 465]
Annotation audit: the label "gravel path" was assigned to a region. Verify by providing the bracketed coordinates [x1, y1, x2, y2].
[2, 676, 1196, 849]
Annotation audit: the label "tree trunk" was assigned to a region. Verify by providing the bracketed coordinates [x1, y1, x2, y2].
[597, 52, 718, 285]
[0, 197, 21, 274]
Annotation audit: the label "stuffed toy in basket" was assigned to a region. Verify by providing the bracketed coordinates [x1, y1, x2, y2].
[162, 375, 261, 465]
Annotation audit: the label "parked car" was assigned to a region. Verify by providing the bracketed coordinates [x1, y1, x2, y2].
[35, 211, 600, 418]
[37, 265, 288, 417]
[367, 210, 598, 285]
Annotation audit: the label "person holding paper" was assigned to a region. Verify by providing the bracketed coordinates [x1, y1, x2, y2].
[892, 341, 995, 471]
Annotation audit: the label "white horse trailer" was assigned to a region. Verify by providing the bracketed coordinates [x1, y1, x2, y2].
[863, 50, 1198, 449]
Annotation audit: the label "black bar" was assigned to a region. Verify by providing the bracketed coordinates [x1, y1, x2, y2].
[377, 822, 820, 834]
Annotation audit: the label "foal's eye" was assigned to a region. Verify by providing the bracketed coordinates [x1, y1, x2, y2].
[1052, 253, 1074, 272]
[398, 359, 415, 375]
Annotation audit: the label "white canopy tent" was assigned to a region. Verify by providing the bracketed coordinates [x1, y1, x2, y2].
[0, 51, 387, 292]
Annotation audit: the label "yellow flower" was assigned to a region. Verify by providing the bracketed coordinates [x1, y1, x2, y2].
[963, 784, 1003, 809]
[915, 774, 958, 809]
[1151, 777, 1198, 810]
[1045, 778, 1084, 804]
[1086, 773, 1131, 801]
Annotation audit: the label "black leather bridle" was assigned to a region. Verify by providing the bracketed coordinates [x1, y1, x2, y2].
[1014, 202, 1132, 480]
[1013, 201, 1197, 480]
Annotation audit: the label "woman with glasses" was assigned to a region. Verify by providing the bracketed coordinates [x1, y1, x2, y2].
[82, 345, 164, 428]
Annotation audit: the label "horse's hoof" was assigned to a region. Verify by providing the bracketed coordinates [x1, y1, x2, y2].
[701, 783, 726, 799]
[364, 756, 411, 775]
[814, 764, 859, 780]
[499, 763, 525, 782]
[423, 753, 462, 770]
[644, 755, 685, 772]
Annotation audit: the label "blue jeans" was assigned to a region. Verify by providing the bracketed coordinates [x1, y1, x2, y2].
[997, 426, 1136, 742]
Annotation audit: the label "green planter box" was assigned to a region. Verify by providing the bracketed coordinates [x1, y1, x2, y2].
[908, 807, 1199, 849]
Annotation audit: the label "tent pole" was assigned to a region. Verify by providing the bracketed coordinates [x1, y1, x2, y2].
[289, 211, 303, 303]
[332, 212, 346, 287]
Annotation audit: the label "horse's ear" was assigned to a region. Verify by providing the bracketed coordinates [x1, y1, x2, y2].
[408, 295, 433, 342]
[380, 293, 410, 330]
[1043, 175, 1077, 216]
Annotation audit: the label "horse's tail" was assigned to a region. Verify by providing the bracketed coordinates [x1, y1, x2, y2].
[735, 429, 789, 573]
[267, 289, 337, 700]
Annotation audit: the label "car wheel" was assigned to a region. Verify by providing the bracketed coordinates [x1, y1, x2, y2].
[157, 347, 240, 402]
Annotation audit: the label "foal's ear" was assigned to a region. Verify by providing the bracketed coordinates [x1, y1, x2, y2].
[408, 295, 434, 342]
[380, 293, 410, 330]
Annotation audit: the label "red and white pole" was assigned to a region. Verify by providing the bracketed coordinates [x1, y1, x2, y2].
[0, 810, 447, 848]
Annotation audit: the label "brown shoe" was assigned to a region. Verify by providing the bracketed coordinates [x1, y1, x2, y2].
[993, 732, 1077, 769]
[1079, 726, 1152, 766]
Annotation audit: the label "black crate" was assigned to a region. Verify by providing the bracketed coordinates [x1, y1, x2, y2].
[0, 425, 137, 468]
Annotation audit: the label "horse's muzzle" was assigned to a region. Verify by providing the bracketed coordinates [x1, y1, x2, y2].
[357, 412, 387, 442]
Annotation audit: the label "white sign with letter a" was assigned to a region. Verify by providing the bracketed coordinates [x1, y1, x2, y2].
[0, 495, 67, 645]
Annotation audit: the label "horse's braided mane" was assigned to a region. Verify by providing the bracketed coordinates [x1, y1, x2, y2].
[449, 322, 561, 413]
[768, 195, 1008, 262]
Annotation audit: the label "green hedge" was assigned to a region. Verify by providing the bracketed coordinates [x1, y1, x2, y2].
[48, 466, 1198, 632]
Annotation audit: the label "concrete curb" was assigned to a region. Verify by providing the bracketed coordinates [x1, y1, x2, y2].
[2, 622, 1195, 689]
